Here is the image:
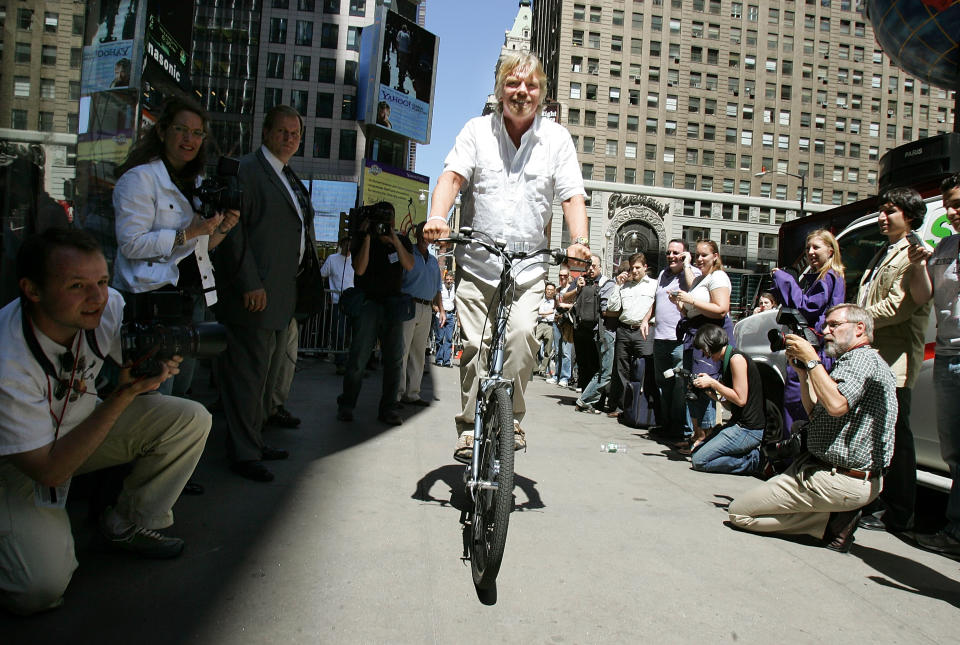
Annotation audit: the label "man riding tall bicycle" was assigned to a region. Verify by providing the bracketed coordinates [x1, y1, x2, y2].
[423, 52, 591, 462]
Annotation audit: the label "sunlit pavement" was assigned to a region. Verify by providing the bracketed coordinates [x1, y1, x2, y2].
[4, 356, 959, 644]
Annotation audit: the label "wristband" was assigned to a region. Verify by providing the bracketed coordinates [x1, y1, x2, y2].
[427, 216, 447, 224]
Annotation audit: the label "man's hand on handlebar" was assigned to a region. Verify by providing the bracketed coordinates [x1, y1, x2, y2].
[566, 242, 591, 265]
[423, 218, 449, 244]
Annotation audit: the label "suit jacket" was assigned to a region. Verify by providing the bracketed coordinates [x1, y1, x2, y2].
[213, 149, 318, 330]
[857, 237, 930, 388]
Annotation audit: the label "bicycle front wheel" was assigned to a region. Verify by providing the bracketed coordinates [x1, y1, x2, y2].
[470, 386, 515, 590]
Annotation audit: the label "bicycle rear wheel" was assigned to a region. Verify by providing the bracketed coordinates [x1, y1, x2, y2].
[470, 386, 515, 589]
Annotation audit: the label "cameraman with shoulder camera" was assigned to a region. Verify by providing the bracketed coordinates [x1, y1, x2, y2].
[728, 304, 897, 553]
[336, 202, 414, 425]
[0, 229, 210, 615]
[112, 97, 239, 397]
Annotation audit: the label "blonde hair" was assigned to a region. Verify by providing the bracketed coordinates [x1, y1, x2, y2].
[806, 229, 845, 279]
[494, 52, 547, 113]
[697, 240, 724, 273]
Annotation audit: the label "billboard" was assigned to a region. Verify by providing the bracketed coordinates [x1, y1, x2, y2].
[361, 160, 429, 235]
[358, 9, 438, 144]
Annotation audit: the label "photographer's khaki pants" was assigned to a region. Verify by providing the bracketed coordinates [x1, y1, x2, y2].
[728, 454, 881, 539]
[454, 276, 544, 435]
[0, 394, 209, 615]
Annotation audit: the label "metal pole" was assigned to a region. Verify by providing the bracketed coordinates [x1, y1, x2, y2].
[800, 173, 806, 219]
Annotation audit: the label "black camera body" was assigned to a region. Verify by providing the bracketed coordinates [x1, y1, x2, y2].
[197, 156, 242, 219]
[767, 307, 820, 352]
[349, 201, 395, 238]
[665, 366, 699, 401]
[121, 291, 227, 378]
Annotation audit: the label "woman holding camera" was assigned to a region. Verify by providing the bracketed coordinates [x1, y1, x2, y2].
[671, 240, 733, 449]
[770, 229, 846, 429]
[112, 97, 239, 394]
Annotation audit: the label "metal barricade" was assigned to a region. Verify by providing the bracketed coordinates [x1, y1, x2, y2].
[298, 289, 351, 357]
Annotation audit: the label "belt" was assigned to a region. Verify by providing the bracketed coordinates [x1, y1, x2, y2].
[822, 462, 880, 480]
[619, 322, 644, 331]
[413, 297, 432, 306]
[538, 318, 554, 324]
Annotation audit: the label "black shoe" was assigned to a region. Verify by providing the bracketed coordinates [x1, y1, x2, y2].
[857, 513, 887, 532]
[231, 460, 274, 482]
[337, 408, 354, 422]
[401, 396, 430, 407]
[823, 509, 862, 553]
[378, 409, 403, 426]
[181, 480, 204, 496]
[261, 445, 289, 461]
[915, 530, 960, 557]
[266, 406, 301, 428]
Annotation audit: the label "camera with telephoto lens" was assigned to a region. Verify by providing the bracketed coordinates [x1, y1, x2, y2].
[121, 291, 228, 378]
[349, 201, 395, 238]
[664, 366, 699, 401]
[767, 307, 822, 367]
[197, 156, 243, 219]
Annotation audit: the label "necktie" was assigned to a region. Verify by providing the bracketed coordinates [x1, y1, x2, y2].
[283, 165, 310, 218]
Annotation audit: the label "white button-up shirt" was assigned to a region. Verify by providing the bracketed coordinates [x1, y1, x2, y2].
[442, 113, 585, 287]
[608, 275, 657, 325]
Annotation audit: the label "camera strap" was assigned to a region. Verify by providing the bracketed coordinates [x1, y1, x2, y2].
[721, 345, 733, 376]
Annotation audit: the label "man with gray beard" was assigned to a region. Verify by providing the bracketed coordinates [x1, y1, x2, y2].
[727, 304, 897, 553]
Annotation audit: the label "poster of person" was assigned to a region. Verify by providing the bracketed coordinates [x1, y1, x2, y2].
[373, 11, 437, 143]
[81, 0, 141, 93]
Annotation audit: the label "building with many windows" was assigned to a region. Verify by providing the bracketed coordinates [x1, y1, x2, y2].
[529, 0, 955, 279]
[0, 1, 84, 200]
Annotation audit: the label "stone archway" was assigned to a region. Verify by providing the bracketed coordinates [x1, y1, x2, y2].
[605, 204, 668, 274]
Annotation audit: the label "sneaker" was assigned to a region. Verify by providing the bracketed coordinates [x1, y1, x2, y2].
[575, 399, 601, 414]
[558, 379, 569, 388]
[915, 530, 960, 557]
[266, 406, 301, 428]
[101, 510, 184, 559]
[513, 419, 526, 451]
[545, 377, 558, 385]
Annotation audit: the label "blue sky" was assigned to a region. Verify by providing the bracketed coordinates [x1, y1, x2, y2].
[415, 1, 523, 193]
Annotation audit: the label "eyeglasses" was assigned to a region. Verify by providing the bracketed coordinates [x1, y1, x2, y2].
[168, 124, 206, 140]
[559, 274, 569, 278]
[822, 320, 854, 330]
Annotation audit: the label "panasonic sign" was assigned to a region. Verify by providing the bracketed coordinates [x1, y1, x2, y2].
[146, 42, 181, 83]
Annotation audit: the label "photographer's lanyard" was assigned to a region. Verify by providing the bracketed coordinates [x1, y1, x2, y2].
[22, 314, 81, 508]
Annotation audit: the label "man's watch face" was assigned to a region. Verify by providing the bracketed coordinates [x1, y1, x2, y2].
[806, 359, 821, 370]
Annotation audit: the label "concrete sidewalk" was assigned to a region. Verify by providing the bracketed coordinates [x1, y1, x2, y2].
[3, 357, 959, 644]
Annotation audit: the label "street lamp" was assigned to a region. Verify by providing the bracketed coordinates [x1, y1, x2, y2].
[755, 168, 807, 219]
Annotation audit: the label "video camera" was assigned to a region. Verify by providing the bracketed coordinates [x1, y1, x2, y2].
[663, 366, 699, 401]
[197, 156, 243, 219]
[348, 201, 395, 238]
[767, 307, 821, 366]
[121, 291, 227, 378]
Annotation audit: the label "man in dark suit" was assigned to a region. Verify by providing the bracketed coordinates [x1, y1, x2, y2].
[214, 106, 318, 482]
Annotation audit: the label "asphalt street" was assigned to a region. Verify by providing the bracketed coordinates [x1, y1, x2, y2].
[3, 356, 959, 644]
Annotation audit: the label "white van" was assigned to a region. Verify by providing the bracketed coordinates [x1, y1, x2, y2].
[733, 194, 952, 490]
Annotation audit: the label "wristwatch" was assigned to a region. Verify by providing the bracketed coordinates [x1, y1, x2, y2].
[805, 359, 822, 370]
[574, 236, 589, 247]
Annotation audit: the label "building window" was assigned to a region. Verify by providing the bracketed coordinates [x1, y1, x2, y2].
[569, 82, 581, 99]
[72, 14, 84, 36]
[69, 81, 80, 101]
[38, 112, 54, 132]
[264, 87, 283, 111]
[266, 53, 285, 78]
[342, 94, 356, 119]
[583, 163, 594, 180]
[321, 23, 338, 48]
[41, 45, 56, 66]
[44, 12, 58, 33]
[318, 57, 336, 83]
[11, 109, 27, 130]
[339, 129, 357, 160]
[605, 166, 617, 182]
[347, 26, 361, 52]
[582, 137, 595, 153]
[15, 42, 31, 63]
[344, 60, 358, 86]
[313, 127, 331, 157]
[293, 55, 311, 81]
[588, 32, 600, 48]
[70, 48, 81, 68]
[17, 8, 32, 30]
[67, 113, 79, 134]
[40, 78, 55, 99]
[299, 0, 316, 9]
[316, 92, 334, 118]
[295, 21, 313, 46]
[269, 18, 288, 43]
[349, 0, 366, 17]
[14, 77, 30, 97]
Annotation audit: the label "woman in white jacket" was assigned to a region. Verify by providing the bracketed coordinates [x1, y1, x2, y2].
[112, 97, 238, 394]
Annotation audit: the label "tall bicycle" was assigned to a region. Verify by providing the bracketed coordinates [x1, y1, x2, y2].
[439, 227, 585, 590]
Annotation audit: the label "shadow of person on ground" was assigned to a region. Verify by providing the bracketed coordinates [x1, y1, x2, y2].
[853, 543, 960, 609]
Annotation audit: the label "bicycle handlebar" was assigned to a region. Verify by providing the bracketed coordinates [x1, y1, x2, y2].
[437, 227, 590, 267]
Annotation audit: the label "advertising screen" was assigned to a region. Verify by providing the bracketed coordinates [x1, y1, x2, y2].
[361, 160, 430, 236]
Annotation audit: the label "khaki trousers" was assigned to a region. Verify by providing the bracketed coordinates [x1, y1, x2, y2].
[264, 318, 299, 416]
[454, 275, 544, 435]
[400, 301, 434, 400]
[728, 454, 882, 539]
[0, 393, 210, 615]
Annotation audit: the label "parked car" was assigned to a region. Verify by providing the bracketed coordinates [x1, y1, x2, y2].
[734, 195, 952, 490]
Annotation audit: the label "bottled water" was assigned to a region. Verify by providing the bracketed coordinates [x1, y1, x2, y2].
[600, 442, 627, 453]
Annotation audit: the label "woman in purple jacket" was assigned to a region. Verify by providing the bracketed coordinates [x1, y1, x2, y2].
[771, 229, 846, 431]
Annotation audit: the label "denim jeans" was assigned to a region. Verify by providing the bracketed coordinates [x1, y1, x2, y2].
[552, 323, 573, 382]
[435, 314, 455, 365]
[653, 339, 685, 434]
[683, 347, 716, 432]
[337, 296, 404, 414]
[581, 327, 616, 406]
[935, 354, 960, 540]
[691, 424, 763, 474]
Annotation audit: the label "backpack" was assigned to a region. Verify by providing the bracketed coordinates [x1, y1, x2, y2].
[573, 282, 600, 329]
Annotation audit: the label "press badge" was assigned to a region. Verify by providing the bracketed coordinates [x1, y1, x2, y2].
[388, 252, 399, 263]
[35, 479, 71, 509]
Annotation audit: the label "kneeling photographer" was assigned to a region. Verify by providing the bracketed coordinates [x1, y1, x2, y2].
[112, 97, 238, 396]
[688, 324, 766, 475]
[336, 202, 414, 425]
[0, 229, 210, 615]
[728, 304, 897, 553]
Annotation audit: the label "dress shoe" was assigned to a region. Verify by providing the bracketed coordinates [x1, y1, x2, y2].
[266, 406, 301, 428]
[337, 408, 354, 422]
[261, 445, 289, 461]
[823, 509, 862, 553]
[378, 409, 403, 426]
[401, 396, 430, 407]
[607, 410, 621, 418]
[231, 460, 274, 482]
[857, 513, 888, 532]
[915, 530, 960, 557]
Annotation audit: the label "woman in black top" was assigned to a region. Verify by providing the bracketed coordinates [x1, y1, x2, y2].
[689, 324, 767, 475]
